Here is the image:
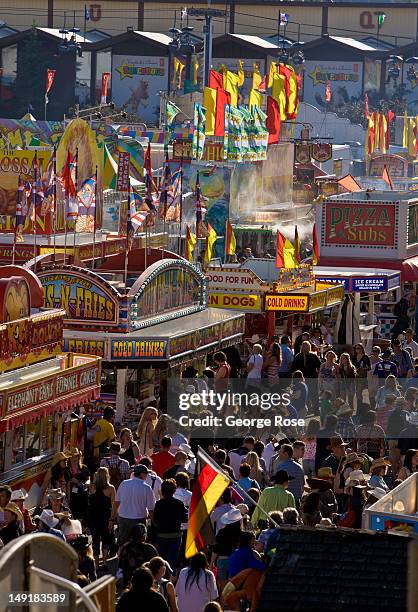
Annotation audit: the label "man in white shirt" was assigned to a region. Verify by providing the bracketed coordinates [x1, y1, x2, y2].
[136, 456, 162, 500]
[111, 464, 155, 546]
[402, 328, 418, 359]
[247, 343, 264, 383]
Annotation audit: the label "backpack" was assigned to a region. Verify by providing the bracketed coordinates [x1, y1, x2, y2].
[104, 459, 124, 489]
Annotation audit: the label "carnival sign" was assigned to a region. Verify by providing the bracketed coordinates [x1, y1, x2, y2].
[311, 143, 332, 163]
[38, 268, 119, 326]
[64, 337, 107, 358]
[324, 201, 397, 247]
[0, 276, 31, 322]
[265, 294, 310, 312]
[206, 268, 265, 293]
[295, 143, 312, 164]
[110, 339, 167, 360]
[208, 293, 262, 312]
[116, 151, 130, 192]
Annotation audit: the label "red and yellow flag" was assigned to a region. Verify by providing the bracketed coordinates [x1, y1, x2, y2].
[382, 165, 394, 190]
[186, 449, 230, 559]
[276, 231, 297, 268]
[312, 223, 319, 266]
[185, 225, 197, 262]
[225, 220, 236, 256]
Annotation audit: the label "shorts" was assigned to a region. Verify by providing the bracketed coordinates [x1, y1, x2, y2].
[216, 556, 229, 581]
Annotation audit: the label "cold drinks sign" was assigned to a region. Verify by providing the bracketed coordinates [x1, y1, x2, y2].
[324, 202, 396, 247]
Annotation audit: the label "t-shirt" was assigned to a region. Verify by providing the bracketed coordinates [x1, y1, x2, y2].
[402, 339, 418, 358]
[150, 451, 176, 478]
[116, 477, 156, 519]
[153, 497, 188, 534]
[116, 590, 169, 612]
[93, 418, 116, 453]
[373, 360, 398, 379]
[279, 345, 294, 373]
[247, 353, 263, 380]
[176, 568, 218, 612]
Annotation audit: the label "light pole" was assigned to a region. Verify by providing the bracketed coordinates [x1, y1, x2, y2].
[188, 7, 227, 87]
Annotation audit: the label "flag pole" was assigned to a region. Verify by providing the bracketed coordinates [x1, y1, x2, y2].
[178, 155, 183, 256]
[12, 174, 20, 265]
[52, 146, 57, 257]
[124, 184, 131, 289]
[197, 446, 281, 528]
[92, 165, 98, 269]
[73, 147, 79, 254]
[32, 153, 37, 270]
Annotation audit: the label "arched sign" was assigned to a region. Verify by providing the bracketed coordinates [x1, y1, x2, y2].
[129, 259, 207, 329]
[38, 265, 120, 327]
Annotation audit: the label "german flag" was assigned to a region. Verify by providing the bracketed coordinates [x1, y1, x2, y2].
[185, 448, 231, 559]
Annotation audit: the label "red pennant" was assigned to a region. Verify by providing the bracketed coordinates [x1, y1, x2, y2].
[209, 70, 223, 90]
[266, 96, 281, 145]
[214, 88, 230, 137]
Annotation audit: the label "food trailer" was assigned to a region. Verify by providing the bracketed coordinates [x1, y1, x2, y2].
[364, 473, 418, 535]
[0, 269, 101, 507]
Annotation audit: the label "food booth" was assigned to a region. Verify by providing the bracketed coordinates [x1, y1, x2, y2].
[0, 270, 101, 507]
[364, 473, 418, 535]
[206, 262, 344, 343]
[33, 251, 245, 425]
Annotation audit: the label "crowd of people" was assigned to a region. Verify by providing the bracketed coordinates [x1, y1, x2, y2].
[0, 323, 418, 611]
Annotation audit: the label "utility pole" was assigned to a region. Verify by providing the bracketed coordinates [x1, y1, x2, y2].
[188, 8, 227, 87]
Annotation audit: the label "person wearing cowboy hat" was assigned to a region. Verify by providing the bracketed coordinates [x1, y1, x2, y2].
[306, 470, 338, 519]
[71, 534, 97, 584]
[0, 502, 23, 544]
[34, 509, 65, 541]
[342, 452, 365, 482]
[335, 403, 356, 442]
[369, 458, 391, 492]
[212, 507, 243, 591]
[45, 488, 72, 527]
[10, 488, 35, 533]
[251, 470, 296, 529]
[40, 451, 71, 504]
[344, 470, 371, 492]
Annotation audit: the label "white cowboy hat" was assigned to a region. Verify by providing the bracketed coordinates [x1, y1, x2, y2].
[250, 334, 260, 343]
[220, 508, 243, 526]
[35, 509, 59, 529]
[345, 470, 371, 488]
[10, 488, 28, 501]
[62, 519, 82, 541]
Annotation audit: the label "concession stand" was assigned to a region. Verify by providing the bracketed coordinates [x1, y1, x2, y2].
[33, 250, 245, 424]
[206, 262, 344, 342]
[0, 268, 101, 507]
[364, 473, 418, 535]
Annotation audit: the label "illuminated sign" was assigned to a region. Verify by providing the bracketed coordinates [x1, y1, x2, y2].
[265, 294, 309, 312]
[64, 338, 106, 358]
[0, 311, 64, 373]
[3, 361, 100, 416]
[38, 269, 119, 326]
[208, 293, 261, 312]
[326, 285, 344, 305]
[309, 291, 327, 312]
[324, 202, 396, 247]
[111, 339, 167, 360]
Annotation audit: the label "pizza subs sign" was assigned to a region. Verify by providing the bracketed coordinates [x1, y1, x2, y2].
[324, 201, 396, 247]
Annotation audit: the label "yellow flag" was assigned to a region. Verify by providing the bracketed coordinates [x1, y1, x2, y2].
[186, 226, 197, 262]
[380, 114, 387, 154]
[249, 89, 263, 108]
[203, 87, 217, 136]
[253, 64, 262, 90]
[204, 224, 217, 264]
[283, 238, 298, 268]
[223, 70, 240, 107]
[374, 113, 380, 151]
[272, 73, 287, 120]
[408, 118, 416, 158]
[403, 111, 408, 148]
[268, 61, 277, 88]
[287, 65, 299, 118]
[193, 56, 199, 85]
[237, 60, 245, 87]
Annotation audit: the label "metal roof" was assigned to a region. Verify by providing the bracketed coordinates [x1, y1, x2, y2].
[133, 31, 173, 47]
[37, 27, 97, 44]
[329, 36, 381, 52]
[229, 34, 278, 50]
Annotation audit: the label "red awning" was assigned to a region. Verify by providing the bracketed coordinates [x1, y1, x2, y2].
[0, 388, 99, 433]
[318, 256, 418, 282]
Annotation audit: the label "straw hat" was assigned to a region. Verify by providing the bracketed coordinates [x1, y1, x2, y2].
[5, 502, 23, 522]
[330, 436, 349, 449]
[46, 488, 65, 500]
[307, 477, 332, 491]
[344, 452, 364, 466]
[317, 467, 334, 479]
[51, 451, 71, 467]
[369, 458, 391, 473]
